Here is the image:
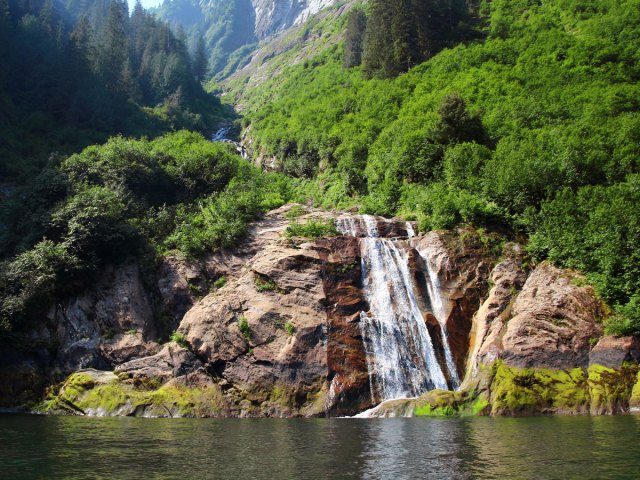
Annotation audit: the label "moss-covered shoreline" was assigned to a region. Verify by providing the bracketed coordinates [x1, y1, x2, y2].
[37, 361, 640, 418]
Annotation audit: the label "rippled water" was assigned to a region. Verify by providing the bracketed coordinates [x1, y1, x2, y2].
[2, 415, 640, 479]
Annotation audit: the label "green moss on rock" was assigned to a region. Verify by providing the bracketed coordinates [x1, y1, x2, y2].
[630, 372, 640, 409]
[488, 361, 589, 415]
[40, 370, 224, 417]
[587, 363, 639, 415]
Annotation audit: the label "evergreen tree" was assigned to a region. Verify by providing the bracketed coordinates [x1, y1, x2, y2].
[193, 37, 208, 83]
[344, 8, 367, 68]
[97, 0, 128, 91]
[362, 0, 395, 78]
[361, 0, 473, 78]
[70, 15, 95, 67]
[38, 0, 56, 37]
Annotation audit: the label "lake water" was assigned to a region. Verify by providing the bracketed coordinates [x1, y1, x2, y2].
[1, 414, 639, 479]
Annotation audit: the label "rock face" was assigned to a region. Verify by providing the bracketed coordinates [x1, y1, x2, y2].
[4, 205, 630, 417]
[48, 262, 162, 374]
[590, 336, 640, 369]
[252, 0, 338, 38]
[465, 260, 605, 384]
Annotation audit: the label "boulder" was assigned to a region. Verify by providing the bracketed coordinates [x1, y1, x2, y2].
[590, 336, 640, 369]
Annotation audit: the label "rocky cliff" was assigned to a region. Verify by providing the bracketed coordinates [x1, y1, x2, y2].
[5, 205, 639, 417]
[251, 0, 338, 38]
[155, 0, 343, 74]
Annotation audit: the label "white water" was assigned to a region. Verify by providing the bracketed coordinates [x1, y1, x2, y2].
[423, 254, 461, 390]
[211, 127, 249, 160]
[338, 215, 455, 404]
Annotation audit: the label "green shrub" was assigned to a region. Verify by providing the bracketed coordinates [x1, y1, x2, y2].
[285, 205, 307, 219]
[213, 277, 227, 289]
[170, 331, 190, 349]
[238, 316, 252, 342]
[254, 275, 280, 293]
[605, 296, 640, 337]
[285, 321, 295, 337]
[285, 219, 338, 239]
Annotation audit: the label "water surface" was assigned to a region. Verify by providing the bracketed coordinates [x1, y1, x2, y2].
[1, 414, 639, 479]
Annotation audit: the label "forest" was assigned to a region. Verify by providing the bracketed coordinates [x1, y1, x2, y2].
[0, 0, 223, 181]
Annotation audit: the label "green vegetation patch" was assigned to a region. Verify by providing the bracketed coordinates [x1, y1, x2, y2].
[285, 219, 339, 239]
[1, 131, 310, 336]
[254, 275, 282, 293]
[238, 316, 252, 343]
[41, 372, 223, 417]
[587, 363, 639, 415]
[170, 331, 190, 350]
[231, 0, 640, 328]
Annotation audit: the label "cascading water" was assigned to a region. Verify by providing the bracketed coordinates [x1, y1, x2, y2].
[337, 215, 459, 404]
[422, 253, 461, 390]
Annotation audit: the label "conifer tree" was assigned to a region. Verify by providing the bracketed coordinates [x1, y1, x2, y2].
[344, 8, 367, 68]
[97, 0, 128, 91]
[362, 0, 395, 78]
[193, 37, 208, 83]
[71, 15, 94, 66]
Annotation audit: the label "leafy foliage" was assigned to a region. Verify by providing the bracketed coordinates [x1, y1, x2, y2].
[285, 219, 339, 239]
[0, 132, 302, 333]
[234, 0, 640, 329]
[0, 0, 225, 181]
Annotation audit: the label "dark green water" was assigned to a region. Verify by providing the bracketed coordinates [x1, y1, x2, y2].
[1, 415, 639, 479]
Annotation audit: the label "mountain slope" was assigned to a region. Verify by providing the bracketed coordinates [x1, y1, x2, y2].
[154, 0, 342, 75]
[222, 0, 640, 334]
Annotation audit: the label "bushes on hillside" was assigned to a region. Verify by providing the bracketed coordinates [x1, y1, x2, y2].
[0, 131, 300, 333]
[239, 0, 640, 330]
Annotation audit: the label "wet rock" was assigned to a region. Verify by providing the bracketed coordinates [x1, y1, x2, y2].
[412, 229, 494, 380]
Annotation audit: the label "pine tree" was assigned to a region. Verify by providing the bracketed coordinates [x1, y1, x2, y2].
[362, 0, 395, 78]
[344, 8, 367, 68]
[38, 0, 56, 37]
[97, 0, 128, 91]
[193, 37, 208, 83]
[391, 0, 419, 72]
[71, 15, 95, 66]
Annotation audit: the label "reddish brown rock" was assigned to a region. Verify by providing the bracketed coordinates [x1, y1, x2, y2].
[411, 229, 494, 381]
[465, 247, 529, 383]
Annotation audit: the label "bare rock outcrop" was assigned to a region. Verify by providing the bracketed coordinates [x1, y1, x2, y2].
[49, 262, 162, 373]
[466, 260, 605, 383]
[590, 336, 640, 368]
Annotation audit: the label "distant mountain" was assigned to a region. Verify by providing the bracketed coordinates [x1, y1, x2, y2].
[153, 0, 340, 76]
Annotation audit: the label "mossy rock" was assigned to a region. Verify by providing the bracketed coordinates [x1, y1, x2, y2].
[630, 372, 640, 410]
[587, 363, 639, 415]
[488, 361, 589, 415]
[39, 369, 224, 417]
[413, 390, 489, 417]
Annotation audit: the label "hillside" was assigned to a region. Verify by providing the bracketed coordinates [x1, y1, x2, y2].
[223, 0, 640, 335]
[0, 0, 226, 182]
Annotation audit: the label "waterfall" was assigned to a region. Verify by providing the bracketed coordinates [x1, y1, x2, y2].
[338, 215, 458, 403]
[422, 254, 461, 391]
